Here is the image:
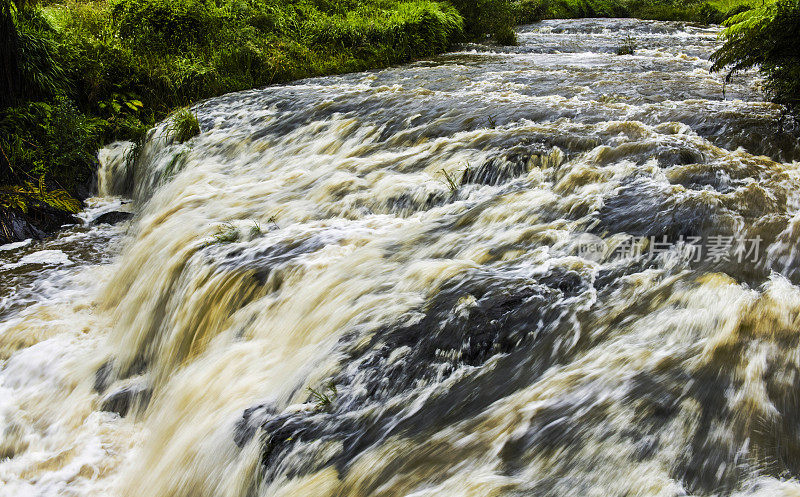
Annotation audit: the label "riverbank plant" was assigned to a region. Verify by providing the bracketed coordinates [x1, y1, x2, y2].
[0, 177, 80, 214]
[711, 0, 800, 117]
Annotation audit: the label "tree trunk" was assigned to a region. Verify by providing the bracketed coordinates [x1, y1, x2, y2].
[0, 0, 20, 109]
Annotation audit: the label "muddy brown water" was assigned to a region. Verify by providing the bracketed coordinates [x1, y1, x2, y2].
[2, 18, 800, 497]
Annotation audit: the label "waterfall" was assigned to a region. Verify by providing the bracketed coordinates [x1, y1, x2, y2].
[2, 18, 800, 497]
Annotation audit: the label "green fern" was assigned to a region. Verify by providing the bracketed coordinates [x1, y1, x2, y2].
[0, 176, 80, 214]
[711, 0, 800, 115]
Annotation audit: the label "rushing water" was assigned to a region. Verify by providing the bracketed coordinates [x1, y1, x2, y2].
[3, 18, 800, 497]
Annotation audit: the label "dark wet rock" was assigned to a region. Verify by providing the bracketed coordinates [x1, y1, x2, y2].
[0, 422, 29, 460]
[669, 167, 734, 193]
[461, 154, 531, 186]
[460, 150, 564, 187]
[216, 233, 348, 287]
[92, 211, 133, 225]
[338, 265, 590, 400]
[591, 178, 719, 239]
[237, 264, 596, 483]
[655, 147, 705, 167]
[99, 383, 152, 417]
[93, 358, 150, 393]
[236, 405, 340, 477]
[234, 403, 280, 447]
[498, 389, 614, 472]
[385, 190, 450, 215]
[0, 206, 80, 244]
[94, 361, 114, 393]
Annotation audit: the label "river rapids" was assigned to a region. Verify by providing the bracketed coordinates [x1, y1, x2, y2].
[2, 18, 800, 497]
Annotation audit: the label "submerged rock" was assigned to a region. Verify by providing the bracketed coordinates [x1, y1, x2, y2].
[92, 211, 133, 225]
[99, 383, 152, 417]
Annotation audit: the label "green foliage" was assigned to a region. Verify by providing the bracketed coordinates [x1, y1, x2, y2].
[0, 5, 98, 214]
[0, 97, 101, 191]
[711, 0, 800, 115]
[0, 176, 81, 214]
[111, 0, 218, 53]
[450, 0, 517, 43]
[1, 0, 22, 108]
[98, 92, 143, 115]
[1, 0, 468, 230]
[16, 9, 69, 100]
[515, 0, 757, 24]
[46, 0, 466, 123]
[167, 107, 200, 143]
[516, 0, 625, 22]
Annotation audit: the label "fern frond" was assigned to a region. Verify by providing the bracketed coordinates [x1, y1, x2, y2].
[0, 177, 80, 214]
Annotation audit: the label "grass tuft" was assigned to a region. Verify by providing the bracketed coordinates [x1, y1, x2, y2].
[168, 108, 200, 144]
[307, 381, 338, 412]
[250, 221, 262, 238]
[438, 168, 460, 192]
[204, 223, 239, 247]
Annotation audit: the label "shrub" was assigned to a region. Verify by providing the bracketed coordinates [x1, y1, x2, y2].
[391, 2, 464, 55]
[616, 34, 636, 55]
[448, 0, 516, 41]
[111, 0, 220, 53]
[493, 24, 517, 45]
[0, 97, 101, 192]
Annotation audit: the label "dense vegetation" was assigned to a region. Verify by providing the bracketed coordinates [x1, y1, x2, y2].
[1, 0, 796, 242]
[517, 0, 755, 24]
